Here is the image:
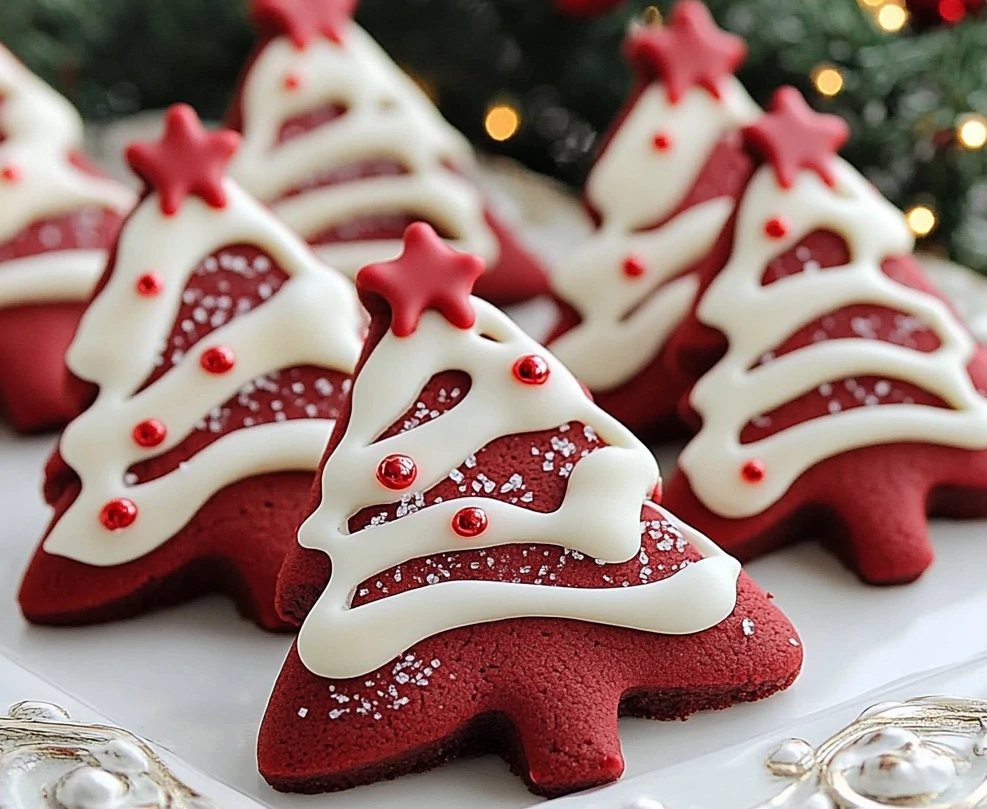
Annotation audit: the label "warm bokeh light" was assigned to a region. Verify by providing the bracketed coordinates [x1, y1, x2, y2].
[860, 0, 884, 6]
[484, 104, 521, 142]
[812, 65, 844, 97]
[876, 3, 909, 32]
[957, 114, 987, 150]
[906, 205, 937, 237]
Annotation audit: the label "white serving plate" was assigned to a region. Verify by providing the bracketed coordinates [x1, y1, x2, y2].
[5, 426, 987, 809]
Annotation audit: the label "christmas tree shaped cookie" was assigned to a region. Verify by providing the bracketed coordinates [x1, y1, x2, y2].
[258, 223, 802, 797]
[664, 88, 987, 585]
[547, 1, 759, 438]
[18, 105, 362, 629]
[0, 45, 134, 432]
[226, 0, 549, 306]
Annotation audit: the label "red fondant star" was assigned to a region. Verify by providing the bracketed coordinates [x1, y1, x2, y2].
[742, 87, 850, 189]
[624, 0, 746, 103]
[357, 223, 485, 338]
[251, 0, 358, 48]
[125, 105, 240, 216]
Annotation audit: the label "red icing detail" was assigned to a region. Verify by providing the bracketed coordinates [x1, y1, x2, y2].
[376, 454, 418, 491]
[99, 498, 138, 530]
[357, 223, 484, 337]
[283, 72, 303, 91]
[512, 354, 551, 386]
[764, 217, 788, 239]
[742, 87, 850, 189]
[622, 255, 647, 278]
[741, 460, 765, 483]
[200, 345, 236, 374]
[136, 273, 164, 297]
[452, 506, 488, 538]
[652, 132, 673, 151]
[125, 105, 240, 216]
[624, 1, 746, 103]
[276, 103, 348, 145]
[1, 164, 21, 183]
[0, 208, 123, 263]
[133, 419, 167, 448]
[250, 0, 357, 48]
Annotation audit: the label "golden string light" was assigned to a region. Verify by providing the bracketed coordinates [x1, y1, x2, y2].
[811, 65, 844, 98]
[906, 205, 938, 237]
[485, 103, 521, 142]
[957, 114, 987, 150]
[876, 2, 909, 31]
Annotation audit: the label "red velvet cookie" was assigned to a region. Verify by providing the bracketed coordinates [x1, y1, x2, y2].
[225, 0, 549, 307]
[19, 105, 362, 629]
[546, 1, 758, 440]
[258, 223, 802, 797]
[663, 88, 987, 585]
[0, 46, 133, 432]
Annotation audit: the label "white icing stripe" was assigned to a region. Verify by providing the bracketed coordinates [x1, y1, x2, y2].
[550, 82, 759, 390]
[230, 25, 499, 278]
[678, 159, 987, 518]
[0, 249, 105, 307]
[44, 180, 362, 567]
[296, 301, 740, 679]
[44, 420, 335, 565]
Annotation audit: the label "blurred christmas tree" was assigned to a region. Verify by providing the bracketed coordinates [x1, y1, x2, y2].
[2, 0, 985, 270]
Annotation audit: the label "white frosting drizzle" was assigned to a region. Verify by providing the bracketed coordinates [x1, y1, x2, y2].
[296, 300, 740, 679]
[551, 82, 759, 390]
[678, 158, 987, 518]
[0, 46, 134, 304]
[230, 24, 499, 278]
[43, 180, 362, 566]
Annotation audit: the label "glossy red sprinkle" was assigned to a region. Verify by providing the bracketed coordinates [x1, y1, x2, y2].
[200, 345, 236, 374]
[135, 273, 164, 297]
[1, 164, 21, 183]
[650, 479, 663, 504]
[99, 498, 138, 531]
[133, 418, 167, 448]
[452, 507, 488, 538]
[742, 459, 766, 483]
[376, 454, 418, 490]
[622, 255, 647, 278]
[283, 72, 303, 90]
[764, 218, 788, 239]
[652, 132, 673, 151]
[513, 354, 551, 385]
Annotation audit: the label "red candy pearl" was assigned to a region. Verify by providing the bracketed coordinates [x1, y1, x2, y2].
[622, 255, 646, 278]
[200, 345, 236, 374]
[283, 72, 303, 90]
[1, 164, 21, 183]
[376, 454, 417, 490]
[513, 355, 551, 385]
[452, 507, 488, 538]
[742, 460, 766, 483]
[133, 418, 167, 448]
[136, 273, 163, 297]
[99, 498, 138, 531]
[764, 218, 789, 239]
[652, 132, 673, 151]
[650, 479, 663, 505]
